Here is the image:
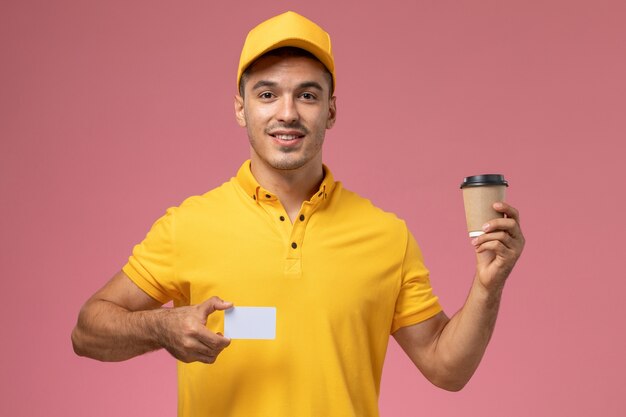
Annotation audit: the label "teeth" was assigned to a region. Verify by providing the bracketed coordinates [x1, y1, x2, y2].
[275, 134, 299, 140]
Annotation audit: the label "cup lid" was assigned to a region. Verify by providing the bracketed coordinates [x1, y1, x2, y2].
[460, 174, 508, 188]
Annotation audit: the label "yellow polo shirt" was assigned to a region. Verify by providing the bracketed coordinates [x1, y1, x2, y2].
[123, 160, 442, 417]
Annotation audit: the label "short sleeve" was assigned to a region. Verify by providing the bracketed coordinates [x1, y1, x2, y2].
[391, 231, 442, 333]
[122, 207, 185, 304]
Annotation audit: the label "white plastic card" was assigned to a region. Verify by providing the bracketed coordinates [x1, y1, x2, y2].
[224, 307, 276, 340]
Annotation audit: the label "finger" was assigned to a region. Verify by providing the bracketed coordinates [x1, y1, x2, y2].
[475, 239, 514, 256]
[199, 355, 217, 364]
[482, 216, 524, 241]
[481, 216, 517, 232]
[184, 334, 230, 360]
[180, 351, 218, 364]
[181, 337, 220, 356]
[195, 327, 232, 351]
[473, 231, 515, 251]
[493, 202, 520, 223]
[170, 337, 223, 364]
[198, 296, 234, 317]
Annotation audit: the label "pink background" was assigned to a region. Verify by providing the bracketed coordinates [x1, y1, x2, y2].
[2, 0, 625, 415]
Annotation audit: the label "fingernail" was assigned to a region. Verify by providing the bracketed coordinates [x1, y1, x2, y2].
[471, 238, 478, 245]
[482, 223, 490, 232]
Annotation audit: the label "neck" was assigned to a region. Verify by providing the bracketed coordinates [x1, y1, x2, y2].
[250, 158, 324, 222]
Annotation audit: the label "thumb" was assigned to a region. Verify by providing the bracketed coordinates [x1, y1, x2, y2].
[198, 296, 234, 317]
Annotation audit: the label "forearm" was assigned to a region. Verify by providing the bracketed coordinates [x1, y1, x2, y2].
[397, 203, 523, 391]
[433, 277, 503, 389]
[71, 299, 165, 362]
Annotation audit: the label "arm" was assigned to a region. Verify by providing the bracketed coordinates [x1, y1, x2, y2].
[393, 202, 525, 391]
[71, 270, 233, 363]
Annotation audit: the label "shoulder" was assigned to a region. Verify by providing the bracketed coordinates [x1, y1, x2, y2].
[330, 182, 409, 235]
[164, 178, 242, 222]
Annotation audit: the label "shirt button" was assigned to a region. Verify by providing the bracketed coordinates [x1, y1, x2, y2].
[291, 242, 297, 249]
[280, 216, 285, 221]
[299, 214, 305, 221]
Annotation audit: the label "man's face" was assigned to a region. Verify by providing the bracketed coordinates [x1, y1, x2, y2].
[235, 55, 336, 173]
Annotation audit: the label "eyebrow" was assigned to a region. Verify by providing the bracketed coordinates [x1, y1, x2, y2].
[251, 80, 278, 90]
[297, 81, 324, 91]
[251, 80, 324, 91]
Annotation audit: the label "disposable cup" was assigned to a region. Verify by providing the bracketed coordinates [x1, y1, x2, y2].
[460, 174, 508, 237]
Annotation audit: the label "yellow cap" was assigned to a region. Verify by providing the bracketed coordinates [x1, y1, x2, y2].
[237, 11, 335, 93]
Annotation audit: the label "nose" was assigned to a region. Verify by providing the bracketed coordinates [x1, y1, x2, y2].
[276, 96, 299, 124]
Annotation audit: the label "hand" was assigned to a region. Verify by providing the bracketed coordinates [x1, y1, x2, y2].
[156, 297, 233, 364]
[471, 202, 525, 292]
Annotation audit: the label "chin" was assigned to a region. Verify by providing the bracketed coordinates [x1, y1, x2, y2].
[268, 160, 308, 171]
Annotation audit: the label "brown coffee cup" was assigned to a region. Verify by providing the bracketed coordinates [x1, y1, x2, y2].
[460, 174, 508, 237]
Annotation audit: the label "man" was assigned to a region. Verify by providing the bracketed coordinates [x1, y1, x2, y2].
[72, 11, 525, 417]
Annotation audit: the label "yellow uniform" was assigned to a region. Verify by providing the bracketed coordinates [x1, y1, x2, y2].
[123, 161, 442, 417]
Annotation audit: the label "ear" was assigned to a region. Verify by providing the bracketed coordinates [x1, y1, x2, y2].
[234, 95, 246, 127]
[326, 96, 337, 129]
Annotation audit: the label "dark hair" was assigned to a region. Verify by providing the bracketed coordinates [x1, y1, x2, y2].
[239, 47, 333, 97]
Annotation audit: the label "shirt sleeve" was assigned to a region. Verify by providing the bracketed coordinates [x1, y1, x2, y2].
[122, 207, 185, 304]
[391, 230, 443, 333]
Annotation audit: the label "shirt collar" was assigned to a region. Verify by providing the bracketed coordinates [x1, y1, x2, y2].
[235, 160, 336, 205]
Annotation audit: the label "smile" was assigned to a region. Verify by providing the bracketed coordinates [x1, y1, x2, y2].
[272, 134, 302, 141]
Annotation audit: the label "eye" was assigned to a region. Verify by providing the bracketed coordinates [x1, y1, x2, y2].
[300, 92, 317, 100]
[259, 92, 275, 99]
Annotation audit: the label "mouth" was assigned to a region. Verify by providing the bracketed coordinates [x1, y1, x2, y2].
[272, 134, 303, 140]
[268, 130, 306, 146]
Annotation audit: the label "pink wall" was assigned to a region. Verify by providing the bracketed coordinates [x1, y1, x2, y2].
[2, 0, 625, 415]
